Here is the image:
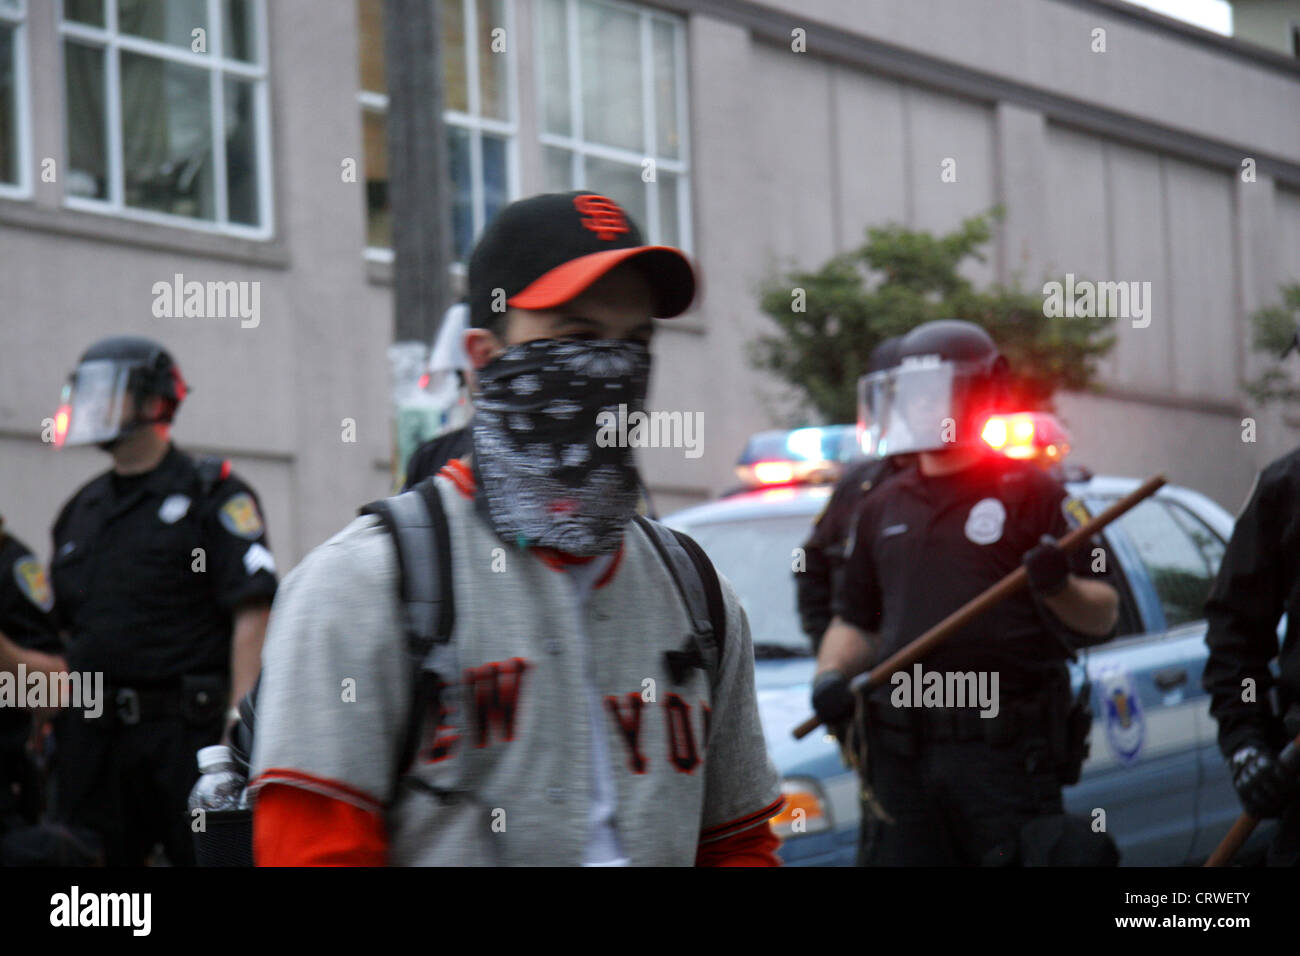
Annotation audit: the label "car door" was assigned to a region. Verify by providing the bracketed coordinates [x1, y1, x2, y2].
[1062, 494, 1209, 865]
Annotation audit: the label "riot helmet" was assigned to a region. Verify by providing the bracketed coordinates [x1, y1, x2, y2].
[56, 336, 188, 448]
[856, 336, 902, 456]
[858, 320, 1008, 456]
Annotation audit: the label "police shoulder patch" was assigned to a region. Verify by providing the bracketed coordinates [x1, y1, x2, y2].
[1061, 496, 1090, 530]
[219, 492, 264, 540]
[13, 556, 54, 613]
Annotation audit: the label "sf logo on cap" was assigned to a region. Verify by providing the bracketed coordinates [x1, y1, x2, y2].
[573, 194, 629, 241]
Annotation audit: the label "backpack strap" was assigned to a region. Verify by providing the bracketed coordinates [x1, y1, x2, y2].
[358, 477, 457, 794]
[632, 515, 727, 687]
[360, 478, 454, 658]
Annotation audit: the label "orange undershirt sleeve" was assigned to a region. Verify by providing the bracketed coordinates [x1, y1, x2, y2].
[695, 822, 783, 867]
[254, 783, 388, 867]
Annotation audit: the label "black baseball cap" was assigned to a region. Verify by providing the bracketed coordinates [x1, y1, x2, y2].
[467, 191, 696, 329]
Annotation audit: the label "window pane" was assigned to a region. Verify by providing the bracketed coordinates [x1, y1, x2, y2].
[120, 52, 214, 219]
[1115, 499, 1216, 629]
[117, 0, 209, 50]
[224, 77, 259, 225]
[357, 0, 385, 94]
[64, 0, 105, 26]
[447, 123, 472, 259]
[543, 144, 570, 192]
[482, 132, 507, 226]
[657, 172, 679, 247]
[440, 0, 468, 113]
[362, 108, 390, 248]
[652, 19, 679, 159]
[584, 155, 645, 233]
[1167, 503, 1226, 579]
[477, 0, 507, 120]
[678, 516, 816, 652]
[223, 0, 257, 63]
[538, 0, 569, 135]
[64, 42, 108, 199]
[0, 26, 14, 185]
[578, 1, 642, 152]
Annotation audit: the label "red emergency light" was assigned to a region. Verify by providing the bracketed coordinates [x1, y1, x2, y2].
[53, 405, 70, 448]
[981, 412, 1070, 465]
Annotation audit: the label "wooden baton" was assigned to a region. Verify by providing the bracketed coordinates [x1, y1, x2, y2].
[792, 473, 1167, 740]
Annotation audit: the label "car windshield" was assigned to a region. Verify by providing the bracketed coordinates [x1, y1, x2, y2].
[673, 514, 816, 655]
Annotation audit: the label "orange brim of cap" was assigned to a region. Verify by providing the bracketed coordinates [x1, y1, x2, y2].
[507, 246, 696, 318]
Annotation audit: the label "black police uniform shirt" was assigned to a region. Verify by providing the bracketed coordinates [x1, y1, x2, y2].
[1204, 446, 1300, 760]
[834, 454, 1107, 696]
[50, 445, 278, 685]
[796, 457, 898, 644]
[0, 532, 62, 752]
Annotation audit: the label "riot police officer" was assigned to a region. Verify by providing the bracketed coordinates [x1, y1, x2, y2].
[0, 515, 64, 859]
[813, 320, 1119, 865]
[1203, 451, 1300, 865]
[795, 337, 905, 653]
[49, 337, 278, 865]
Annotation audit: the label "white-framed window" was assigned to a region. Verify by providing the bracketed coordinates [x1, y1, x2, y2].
[358, 0, 518, 263]
[58, 0, 273, 237]
[536, 0, 691, 251]
[0, 0, 31, 198]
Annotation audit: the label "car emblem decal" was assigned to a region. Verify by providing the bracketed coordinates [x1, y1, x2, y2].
[1100, 668, 1145, 764]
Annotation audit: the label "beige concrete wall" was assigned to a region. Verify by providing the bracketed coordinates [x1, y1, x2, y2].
[4, 0, 1300, 574]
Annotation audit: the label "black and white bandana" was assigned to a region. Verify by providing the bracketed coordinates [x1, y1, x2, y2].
[471, 338, 651, 556]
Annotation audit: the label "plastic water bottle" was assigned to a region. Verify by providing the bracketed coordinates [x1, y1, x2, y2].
[188, 745, 246, 813]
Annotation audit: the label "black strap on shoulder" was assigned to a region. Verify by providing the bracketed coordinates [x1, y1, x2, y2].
[195, 455, 230, 498]
[670, 528, 727, 661]
[632, 515, 727, 685]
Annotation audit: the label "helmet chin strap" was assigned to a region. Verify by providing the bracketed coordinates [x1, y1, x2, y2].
[96, 407, 173, 453]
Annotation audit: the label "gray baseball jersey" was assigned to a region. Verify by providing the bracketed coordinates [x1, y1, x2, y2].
[250, 467, 783, 865]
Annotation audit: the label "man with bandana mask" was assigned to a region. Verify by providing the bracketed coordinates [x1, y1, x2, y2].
[250, 192, 784, 866]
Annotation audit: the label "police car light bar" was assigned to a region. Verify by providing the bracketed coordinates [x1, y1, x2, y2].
[734, 426, 858, 490]
[981, 412, 1070, 464]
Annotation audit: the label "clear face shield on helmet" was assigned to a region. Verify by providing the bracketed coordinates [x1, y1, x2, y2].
[858, 356, 996, 457]
[56, 359, 138, 447]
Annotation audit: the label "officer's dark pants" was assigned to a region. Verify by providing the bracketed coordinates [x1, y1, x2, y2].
[53, 708, 221, 866]
[1268, 797, 1300, 867]
[860, 717, 1063, 866]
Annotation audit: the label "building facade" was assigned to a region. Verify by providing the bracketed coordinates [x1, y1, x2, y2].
[2, 0, 1299, 568]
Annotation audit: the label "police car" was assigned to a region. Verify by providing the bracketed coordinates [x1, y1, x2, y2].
[665, 418, 1274, 866]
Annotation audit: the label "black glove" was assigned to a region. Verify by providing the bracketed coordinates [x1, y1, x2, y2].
[812, 669, 855, 727]
[1230, 745, 1294, 819]
[1023, 534, 1070, 597]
